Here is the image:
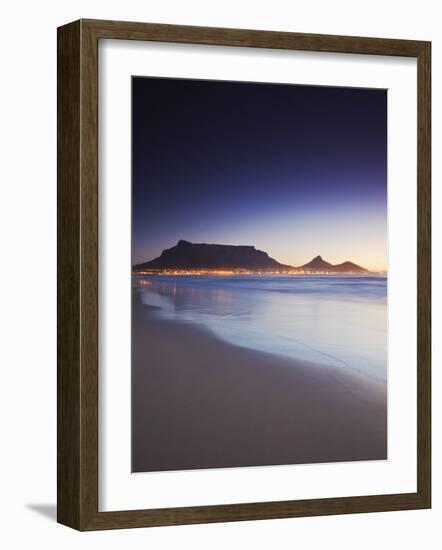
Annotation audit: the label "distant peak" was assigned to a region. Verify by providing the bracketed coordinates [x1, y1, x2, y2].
[301, 255, 333, 270]
[177, 239, 191, 246]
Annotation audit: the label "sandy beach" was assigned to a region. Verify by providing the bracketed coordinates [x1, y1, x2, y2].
[132, 290, 387, 473]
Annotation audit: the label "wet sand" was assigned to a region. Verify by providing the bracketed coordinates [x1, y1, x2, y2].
[132, 291, 387, 472]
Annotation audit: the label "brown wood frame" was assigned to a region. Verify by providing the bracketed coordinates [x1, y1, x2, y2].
[57, 18, 431, 531]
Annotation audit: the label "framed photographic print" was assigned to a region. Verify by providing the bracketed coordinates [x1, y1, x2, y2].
[57, 19, 431, 530]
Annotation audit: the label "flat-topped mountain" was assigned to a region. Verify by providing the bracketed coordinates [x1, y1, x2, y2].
[134, 240, 290, 271]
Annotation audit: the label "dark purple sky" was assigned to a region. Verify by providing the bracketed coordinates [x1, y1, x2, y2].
[132, 77, 387, 270]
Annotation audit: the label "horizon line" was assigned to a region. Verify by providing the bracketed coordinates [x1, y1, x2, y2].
[133, 239, 387, 273]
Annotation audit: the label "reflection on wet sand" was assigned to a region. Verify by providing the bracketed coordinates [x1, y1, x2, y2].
[138, 279, 238, 318]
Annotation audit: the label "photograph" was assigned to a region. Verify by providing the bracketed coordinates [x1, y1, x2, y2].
[131, 76, 388, 473]
[54, 14, 431, 533]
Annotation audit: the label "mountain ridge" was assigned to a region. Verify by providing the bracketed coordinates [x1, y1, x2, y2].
[133, 240, 371, 274]
[134, 240, 291, 271]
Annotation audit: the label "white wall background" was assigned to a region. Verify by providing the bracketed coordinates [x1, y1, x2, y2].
[0, 1, 439, 548]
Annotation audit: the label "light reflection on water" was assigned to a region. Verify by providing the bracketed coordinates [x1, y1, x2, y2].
[134, 275, 387, 381]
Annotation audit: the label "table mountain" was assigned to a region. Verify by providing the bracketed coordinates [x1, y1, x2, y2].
[134, 240, 290, 271]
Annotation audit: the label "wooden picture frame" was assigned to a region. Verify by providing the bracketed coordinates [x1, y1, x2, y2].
[57, 18, 431, 530]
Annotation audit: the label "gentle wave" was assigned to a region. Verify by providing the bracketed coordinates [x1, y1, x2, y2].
[134, 275, 387, 381]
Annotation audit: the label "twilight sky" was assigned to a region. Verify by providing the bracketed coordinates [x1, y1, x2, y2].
[132, 77, 387, 271]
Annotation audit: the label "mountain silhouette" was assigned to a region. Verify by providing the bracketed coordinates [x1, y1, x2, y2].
[133, 241, 370, 274]
[300, 256, 369, 273]
[301, 255, 334, 270]
[134, 240, 290, 271]
[331, 261, 369, 273]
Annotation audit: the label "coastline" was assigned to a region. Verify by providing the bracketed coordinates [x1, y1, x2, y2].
[132, 289, 387, 473]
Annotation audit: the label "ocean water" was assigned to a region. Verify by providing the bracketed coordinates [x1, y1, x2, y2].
[134, 275, 387, 381]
